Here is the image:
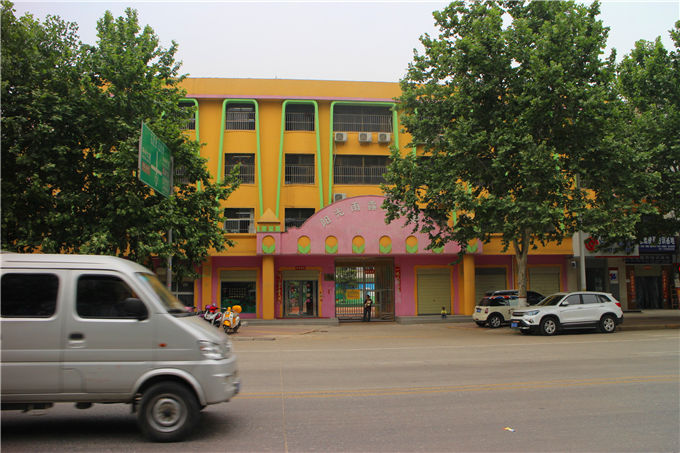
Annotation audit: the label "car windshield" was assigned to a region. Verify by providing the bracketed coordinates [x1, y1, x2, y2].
[135, 272, 192, 315]
[536, 294, 564, 306]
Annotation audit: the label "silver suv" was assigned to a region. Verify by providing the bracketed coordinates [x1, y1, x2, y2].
[510, 291, 624, 336]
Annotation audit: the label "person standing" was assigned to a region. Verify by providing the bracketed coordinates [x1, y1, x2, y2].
[363, 295, 373, 322]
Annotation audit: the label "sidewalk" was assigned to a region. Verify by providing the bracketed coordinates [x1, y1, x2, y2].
[230, 309, 680, 340]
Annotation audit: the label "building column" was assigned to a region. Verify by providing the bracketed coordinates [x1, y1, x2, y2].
[262, 255, 275, 319]
[462, 254, 476, 315]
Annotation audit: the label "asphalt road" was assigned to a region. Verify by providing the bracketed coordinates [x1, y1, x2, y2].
[2, 323, 679, 452]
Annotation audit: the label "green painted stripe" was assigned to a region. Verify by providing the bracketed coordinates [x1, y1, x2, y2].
[180, 98, 201, 190]
[218, 99, 263, 216]
[276, 100, 323, 217]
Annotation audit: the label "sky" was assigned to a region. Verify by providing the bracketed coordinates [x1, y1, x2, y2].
[11, 1, 680, 82]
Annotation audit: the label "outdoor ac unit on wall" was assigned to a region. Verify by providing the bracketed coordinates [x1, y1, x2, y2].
[377, 132, 392, 144]
[358, 132, 373, 143]
[334, 132, 347, 142]
[333, 193, 347, 202]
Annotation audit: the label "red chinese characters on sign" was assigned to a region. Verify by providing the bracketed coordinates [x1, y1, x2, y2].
[662, 268, 669, 302]
[395, 266, 401, 291]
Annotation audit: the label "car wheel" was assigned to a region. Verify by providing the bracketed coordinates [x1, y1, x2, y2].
[488, 314, 503, 329]
[599, 314, 617, 333]
[475, 321, 486, 327]
[138, 382, 199, 442]
[539, 317, 558, 336]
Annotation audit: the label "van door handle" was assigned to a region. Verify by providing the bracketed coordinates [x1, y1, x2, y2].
[69, 333, 84, 340]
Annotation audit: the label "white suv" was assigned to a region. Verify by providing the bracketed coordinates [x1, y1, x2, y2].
[510, 291, 624, 336]
[473, 290, 544, 328]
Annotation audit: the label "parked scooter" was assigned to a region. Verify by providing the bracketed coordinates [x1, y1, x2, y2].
[211, 309, 224, 327]
[203, 304, 219, 324]
[222, 305, 242, 335]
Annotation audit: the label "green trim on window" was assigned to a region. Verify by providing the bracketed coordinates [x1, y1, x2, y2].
[218, 99, 263, 216]
[277, 100, 323, 217]
[328, 101, 398, 206]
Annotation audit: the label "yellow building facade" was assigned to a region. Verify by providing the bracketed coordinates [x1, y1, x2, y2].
[178, 78, 582, 320]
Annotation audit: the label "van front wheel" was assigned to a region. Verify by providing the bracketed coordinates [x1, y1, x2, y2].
[138, 382, 199, 442]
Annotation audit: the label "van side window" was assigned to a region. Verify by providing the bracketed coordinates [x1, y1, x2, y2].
[76, 275, 144, 319]
[1, 273, 59, 317]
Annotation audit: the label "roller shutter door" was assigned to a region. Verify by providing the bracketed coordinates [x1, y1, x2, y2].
[475, 268, 507, 303]
[417, 268, 451, 315]
[529, 267, 561, 296]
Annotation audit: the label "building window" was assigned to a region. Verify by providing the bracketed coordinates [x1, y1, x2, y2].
[225, 154, 255, 184]
[334, 155, 389, 185]
[171, 280, 195, 307]
[224, 208, 255, 233]
[179, 101, 196, 130]
[285, 208, 315, 230]
[285, 104, 315, 131]
[333, 105, 392, 132]
[285, 154, 315, 184]
[226, 104, 256, 130]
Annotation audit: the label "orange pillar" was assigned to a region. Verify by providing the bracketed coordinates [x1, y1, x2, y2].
[462, 254, 476, 315]
[262, 255, 275, 319]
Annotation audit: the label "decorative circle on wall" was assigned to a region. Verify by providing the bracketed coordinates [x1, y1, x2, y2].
[297, 236, 311, 254]
[325, 236, 338, 254]
[405, 235, 418, 254]
[262, 235, 276, 254]
[352, 236, 365, 254]
[379, 236, 392, 254]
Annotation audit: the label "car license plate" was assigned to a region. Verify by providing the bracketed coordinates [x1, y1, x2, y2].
[511, 321, 519, 328]
[476, 308, 481, 313]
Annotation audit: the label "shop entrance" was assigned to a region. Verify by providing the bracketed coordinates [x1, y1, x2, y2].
[282, 270, 319, 318]
[335, 260, 394, 321]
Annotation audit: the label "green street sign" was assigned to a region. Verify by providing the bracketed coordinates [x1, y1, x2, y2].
[138, 122, 172, 197]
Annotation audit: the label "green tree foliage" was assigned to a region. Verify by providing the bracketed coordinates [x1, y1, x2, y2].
[383, 1, 646, 302]
[1, 2, 239, 281]
[617, 21, 680, 241]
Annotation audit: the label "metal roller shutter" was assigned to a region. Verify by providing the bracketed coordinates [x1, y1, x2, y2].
[529, 267, 561, 296]
[417, 268, 451, 315]
[475, 268, 507, 302]
[220, 270, 257, 282]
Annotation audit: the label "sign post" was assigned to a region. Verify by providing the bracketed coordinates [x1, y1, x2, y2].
[138, 123, 174, 290]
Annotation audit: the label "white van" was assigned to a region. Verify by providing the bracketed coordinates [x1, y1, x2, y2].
[0, 253, 240, 442]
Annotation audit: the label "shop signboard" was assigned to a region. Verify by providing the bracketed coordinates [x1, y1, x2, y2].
[639, 237, 676, 253]
[573, 234, 639, 257]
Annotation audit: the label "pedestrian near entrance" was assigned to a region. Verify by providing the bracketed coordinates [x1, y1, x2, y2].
[363, 295, 373, 322]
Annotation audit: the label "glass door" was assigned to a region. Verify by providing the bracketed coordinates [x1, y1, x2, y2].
[284, 280, 317, 317]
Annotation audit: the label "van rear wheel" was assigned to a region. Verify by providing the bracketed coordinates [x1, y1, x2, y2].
[138, 382, 199, 442]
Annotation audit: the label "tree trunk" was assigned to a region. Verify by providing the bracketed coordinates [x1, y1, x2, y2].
[513, 229, 530, 307]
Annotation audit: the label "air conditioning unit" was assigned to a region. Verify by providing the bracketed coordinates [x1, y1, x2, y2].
[377, 132, 392, 144]
[333, 193, 347, 202]
[334, 132, 347, 143]
[358, 132, 373, 143]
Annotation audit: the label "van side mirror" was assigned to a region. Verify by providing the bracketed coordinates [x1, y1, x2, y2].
[122, 298, 148, 320]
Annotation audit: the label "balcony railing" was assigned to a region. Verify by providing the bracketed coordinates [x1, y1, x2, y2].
[225, 163, 255, 184]
[285, 112, 315, 131]
[184, 117, 196, 130]
[333, 113, 392, 132]
[226, 111, 256, 130]
[285, 164, 315, 184]
[224, 219, 254, 234]
[334, 165, 387, 185]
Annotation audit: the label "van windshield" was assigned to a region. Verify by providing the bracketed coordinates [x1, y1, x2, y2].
[136, 273, 190, 314]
